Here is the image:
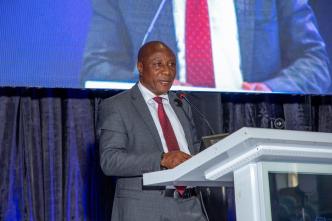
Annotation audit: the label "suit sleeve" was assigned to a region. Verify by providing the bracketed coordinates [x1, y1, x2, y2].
[80, 0, 135, 85]
[98, 99, 162, 177]
[264, 0, 330, 93]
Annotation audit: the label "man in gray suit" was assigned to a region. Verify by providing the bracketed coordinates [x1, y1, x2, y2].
[81, 0, 330, 94]
[98, 41, 207, 221]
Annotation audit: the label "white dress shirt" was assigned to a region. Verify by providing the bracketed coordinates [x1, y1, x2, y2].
[172, 0, 243, 90]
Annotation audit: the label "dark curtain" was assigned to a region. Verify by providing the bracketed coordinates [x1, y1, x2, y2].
[0, 88, 114, 221]
[1, 87, 332, 221]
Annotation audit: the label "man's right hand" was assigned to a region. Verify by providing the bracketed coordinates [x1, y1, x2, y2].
[242, 82, 272, 92]
[160, 151, 191, 169]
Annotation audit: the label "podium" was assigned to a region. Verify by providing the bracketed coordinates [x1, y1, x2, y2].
[143, 127, 332, 221]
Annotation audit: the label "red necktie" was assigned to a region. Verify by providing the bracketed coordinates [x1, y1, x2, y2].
[153, 97, 180, 151]
[185, 0, 215, 87]
[153, 97, 185, 195]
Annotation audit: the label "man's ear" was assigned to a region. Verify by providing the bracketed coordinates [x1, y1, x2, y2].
[137, 62, 143, 76]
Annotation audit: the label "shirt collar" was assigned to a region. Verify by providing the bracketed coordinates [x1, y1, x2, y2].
[138, 82, 169, 104]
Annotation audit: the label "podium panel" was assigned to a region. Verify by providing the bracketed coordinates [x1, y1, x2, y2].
[143, 127, 332, 221]
[235, 162, 332, 221]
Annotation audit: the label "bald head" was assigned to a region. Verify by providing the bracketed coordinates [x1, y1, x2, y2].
[137, 41, 175, 63]
[136, 41, 176, 95]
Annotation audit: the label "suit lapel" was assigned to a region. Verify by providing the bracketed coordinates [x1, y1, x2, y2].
[169, 93, 195, 154]
[130, 84, 163, 152]
[235, 0, 255, 81]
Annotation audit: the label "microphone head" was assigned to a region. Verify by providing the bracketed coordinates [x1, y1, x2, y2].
[176, 91, 186, 100]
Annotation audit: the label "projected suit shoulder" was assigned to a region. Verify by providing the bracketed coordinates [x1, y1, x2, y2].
[82, 0, 330, 94]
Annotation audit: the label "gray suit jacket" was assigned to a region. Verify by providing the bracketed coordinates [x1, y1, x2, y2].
[82, 0, 330, 94]
[98, 84, 201, 220]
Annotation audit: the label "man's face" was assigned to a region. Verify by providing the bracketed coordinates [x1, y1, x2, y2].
[138, 46, 176, 96]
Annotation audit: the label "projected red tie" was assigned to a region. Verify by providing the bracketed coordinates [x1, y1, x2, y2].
[185, 0, 215, 87]
[153, 97, 185, 195]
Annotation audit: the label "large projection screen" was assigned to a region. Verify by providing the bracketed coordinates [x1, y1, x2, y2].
[0, 0, 331, 94]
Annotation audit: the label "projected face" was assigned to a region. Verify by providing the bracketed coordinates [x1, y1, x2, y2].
[137, 44, 176, 96]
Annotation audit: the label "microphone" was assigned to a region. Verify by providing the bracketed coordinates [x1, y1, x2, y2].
[141, 0, 168, 46]
[176, 91, 215, 135]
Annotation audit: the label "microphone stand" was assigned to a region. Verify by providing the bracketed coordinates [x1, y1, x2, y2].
[177, 92, 215, 135]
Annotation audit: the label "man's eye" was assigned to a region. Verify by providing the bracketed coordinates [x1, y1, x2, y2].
[153, 62, 162, 67]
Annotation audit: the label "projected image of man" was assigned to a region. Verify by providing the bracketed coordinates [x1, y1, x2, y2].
[81, 0, 331, 94]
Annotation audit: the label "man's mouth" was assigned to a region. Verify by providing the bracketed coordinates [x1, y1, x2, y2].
[159, 80, 172, 85]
